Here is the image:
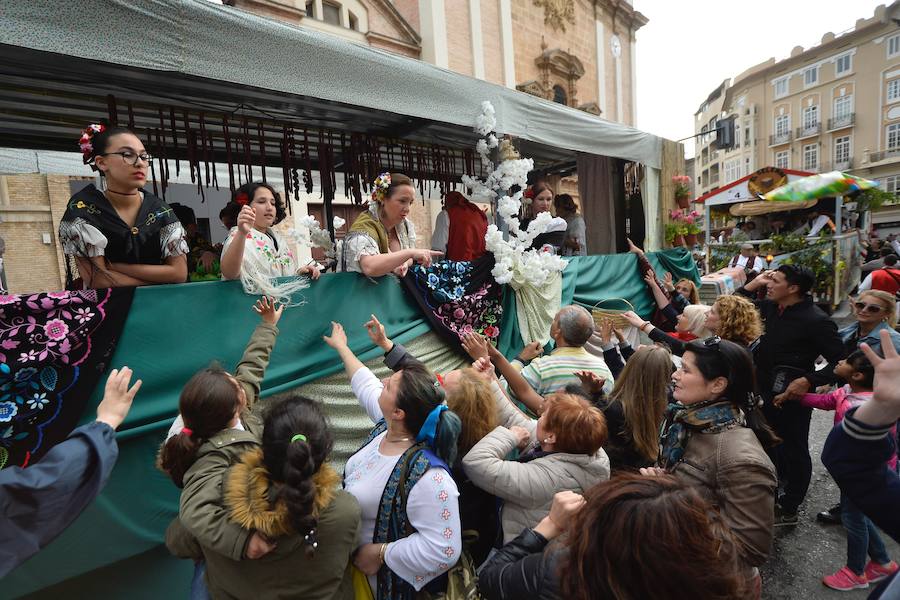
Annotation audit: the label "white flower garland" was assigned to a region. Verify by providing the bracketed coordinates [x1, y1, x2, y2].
[465, 102, 567, 287]
[285, 215, 337, 259]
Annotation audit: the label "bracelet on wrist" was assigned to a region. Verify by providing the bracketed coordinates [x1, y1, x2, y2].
[378, 543, 388, 564]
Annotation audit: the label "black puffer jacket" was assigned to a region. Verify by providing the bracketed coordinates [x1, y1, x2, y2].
[477, 528, 562, 600]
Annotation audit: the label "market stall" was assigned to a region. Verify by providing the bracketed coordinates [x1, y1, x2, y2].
[696, 167, 876, 308]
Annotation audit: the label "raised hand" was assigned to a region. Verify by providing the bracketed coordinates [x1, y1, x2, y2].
[517, 341, 544, 362]
[365, 314, 392, 352]
[575, 370, 606, 395]
[461, 332, 491, 361]
[857, 330, 900, 424]
[470, 356, 497, 382]
[509, 425, 531, 450]
[96, 367, 142, 430]
[237, 205, 256, 235]
[410, 249, 444, 268]
[598, 317, 614, 345]
[323, 321, 348, 350]
[621, 310, 647, 330]
[253, 295, 284, 326]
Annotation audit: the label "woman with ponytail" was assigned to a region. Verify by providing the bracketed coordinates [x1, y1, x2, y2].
[169, 395, 361, 600]
[159, 296, 283, 590]
[59, 124, 188, 288]
[649, 336, 778, 591]
[324, 321, 462, 600]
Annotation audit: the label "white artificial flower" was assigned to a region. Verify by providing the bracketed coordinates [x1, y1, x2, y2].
[333, 216, 346, 229]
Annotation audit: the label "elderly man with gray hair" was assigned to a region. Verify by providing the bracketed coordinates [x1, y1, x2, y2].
[507, 305, 614, 414]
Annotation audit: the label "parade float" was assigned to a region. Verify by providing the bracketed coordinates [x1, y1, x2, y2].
[695, 166, 881, 308]
[0, 1, 696, 596]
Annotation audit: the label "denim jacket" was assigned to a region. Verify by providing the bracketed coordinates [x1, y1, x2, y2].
[839, 321, 900, 355]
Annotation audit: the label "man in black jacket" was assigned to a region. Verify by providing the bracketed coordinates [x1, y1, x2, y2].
[736, 265, 845, 525]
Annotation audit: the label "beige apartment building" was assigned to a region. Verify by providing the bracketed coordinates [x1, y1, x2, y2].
[693, 2, 900, 227]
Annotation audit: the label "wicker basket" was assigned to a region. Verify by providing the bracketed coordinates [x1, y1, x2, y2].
[591, 298, 635, 330]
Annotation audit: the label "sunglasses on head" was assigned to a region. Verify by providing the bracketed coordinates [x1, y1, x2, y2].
[701, 335, 722, 348]
[854, 301, 886, 314]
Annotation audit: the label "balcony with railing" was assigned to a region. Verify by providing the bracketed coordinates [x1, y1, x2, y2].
[869, 148, 900, 163]
[827, 113, 855, 131]
[710, 171, 720, 185]
[796, 122, 821, 140]
[822, 158, 852, 171]
[769, 131, 792, 146]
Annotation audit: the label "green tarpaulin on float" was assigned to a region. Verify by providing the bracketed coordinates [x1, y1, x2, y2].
[8, 249, 697, 599]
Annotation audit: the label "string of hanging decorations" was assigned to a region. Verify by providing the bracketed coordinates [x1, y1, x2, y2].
[99, 94, 484, 208]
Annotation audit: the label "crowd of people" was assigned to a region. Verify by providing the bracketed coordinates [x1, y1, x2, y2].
[8, 124, 900, 598]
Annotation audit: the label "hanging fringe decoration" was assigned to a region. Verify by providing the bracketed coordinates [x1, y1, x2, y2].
[301, 129, 313, 194]
[106, 95, 118, 128]
[169, 107, 180, 177]
[223, 114, 235, 192]
[146, 127, 158, 197]
[199, 112, 211, 189]
[257, 120, 267, 184]
[127, 101, 135, 130]
[242, 116, 252, 184]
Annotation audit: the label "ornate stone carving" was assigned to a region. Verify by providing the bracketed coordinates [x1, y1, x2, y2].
[516, 80, 550, 100]
[533, 0, 576, 32]
[578, 102, 601, 116]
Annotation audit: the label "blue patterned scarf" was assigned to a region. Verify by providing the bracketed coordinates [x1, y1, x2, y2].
[659, 399, 743, 470]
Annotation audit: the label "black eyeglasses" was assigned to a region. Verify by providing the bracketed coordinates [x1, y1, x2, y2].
[100, 151, 152, 166]
[854, 301, 886, 314]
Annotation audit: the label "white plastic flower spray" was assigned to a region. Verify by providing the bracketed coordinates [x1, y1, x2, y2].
[465, 101, 567, 287]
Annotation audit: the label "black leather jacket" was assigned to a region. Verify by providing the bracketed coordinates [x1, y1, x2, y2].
[477, 528, 562, 600]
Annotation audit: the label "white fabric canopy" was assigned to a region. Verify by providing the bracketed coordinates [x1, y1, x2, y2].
[0, 0, 664, 168]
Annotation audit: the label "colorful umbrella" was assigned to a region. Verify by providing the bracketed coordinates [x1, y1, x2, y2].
[763, 171, 878, 202]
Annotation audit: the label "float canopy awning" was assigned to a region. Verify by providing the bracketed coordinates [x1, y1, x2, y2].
[0, 0, 665, 171]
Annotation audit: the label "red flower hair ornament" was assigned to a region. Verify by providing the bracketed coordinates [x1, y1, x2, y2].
[78, 123, 106, 170]
[235, 192, 250, 206]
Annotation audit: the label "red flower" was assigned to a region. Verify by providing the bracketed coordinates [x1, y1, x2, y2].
[483, 325, 499, 338]
[235, 192, 249, 206]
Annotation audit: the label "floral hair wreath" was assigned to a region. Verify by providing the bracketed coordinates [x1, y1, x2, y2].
[371, 172, 392, 203]
[79, 123, 106, 170]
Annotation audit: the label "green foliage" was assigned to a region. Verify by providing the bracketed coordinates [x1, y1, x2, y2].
[709, 242, 742, 271]
[760, 233, 808, 254]
[779, 242, 833, 296]
[855, 188, 893, 211]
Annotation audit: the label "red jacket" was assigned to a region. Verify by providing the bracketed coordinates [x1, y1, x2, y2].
[870, 268, 900, 295]
[445, 191, 488, 262]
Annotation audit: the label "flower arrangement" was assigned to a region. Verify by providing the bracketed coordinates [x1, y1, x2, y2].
[285, 215, 337, 260]
[463, 102, 567, 287]
[669, 209, 701, 233]
[371, 172, 391, 202]
[673, 174, 691, 200]
[79, 123, 105, 168]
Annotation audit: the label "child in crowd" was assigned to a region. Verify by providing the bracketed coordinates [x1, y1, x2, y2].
[778, 350, 899, 591]
[157, 296, 283, 597]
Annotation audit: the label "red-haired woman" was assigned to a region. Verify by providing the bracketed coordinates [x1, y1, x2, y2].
[462, 391, 609, 544]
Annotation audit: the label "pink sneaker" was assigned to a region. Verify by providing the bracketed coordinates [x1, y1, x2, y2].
[823, 566, 868, 591]
[864, 560, 899, 584]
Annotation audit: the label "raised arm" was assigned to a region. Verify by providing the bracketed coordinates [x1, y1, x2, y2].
[358, 248, 444, 278]
[220, 206, 255, 280]
[232, 297, 282, 407]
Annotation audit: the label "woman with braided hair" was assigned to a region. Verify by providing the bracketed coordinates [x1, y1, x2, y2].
[168, 395, 361, 600]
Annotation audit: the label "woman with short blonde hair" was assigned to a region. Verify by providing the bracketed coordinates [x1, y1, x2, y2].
[838, 289, 900, 355]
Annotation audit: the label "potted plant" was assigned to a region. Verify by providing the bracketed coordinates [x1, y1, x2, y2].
[673, 175, 691, 209]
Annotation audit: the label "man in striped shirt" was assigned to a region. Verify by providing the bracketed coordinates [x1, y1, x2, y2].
[508, 305, 614, 413]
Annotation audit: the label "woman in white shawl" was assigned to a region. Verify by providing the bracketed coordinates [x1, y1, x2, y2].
[220, 182, 320, 302]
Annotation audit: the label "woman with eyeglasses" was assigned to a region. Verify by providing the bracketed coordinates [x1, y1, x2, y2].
[840, 290, 900, 356]
[646, 337, 778, 593]
[58, 125, 188, 288]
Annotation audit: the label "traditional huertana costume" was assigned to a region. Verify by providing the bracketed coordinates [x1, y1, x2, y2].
[220, 224, 310, 303]
[58, 184, 189, 287]
[339, 201, 417, 273]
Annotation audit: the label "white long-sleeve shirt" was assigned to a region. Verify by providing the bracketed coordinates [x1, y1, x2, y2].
[345, 367, 461, 591]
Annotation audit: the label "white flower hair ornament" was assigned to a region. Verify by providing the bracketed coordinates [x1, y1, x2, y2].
[371, 172, 392, 203]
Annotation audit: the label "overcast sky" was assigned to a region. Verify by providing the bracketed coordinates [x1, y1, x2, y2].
[633, 0, 886, 157]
